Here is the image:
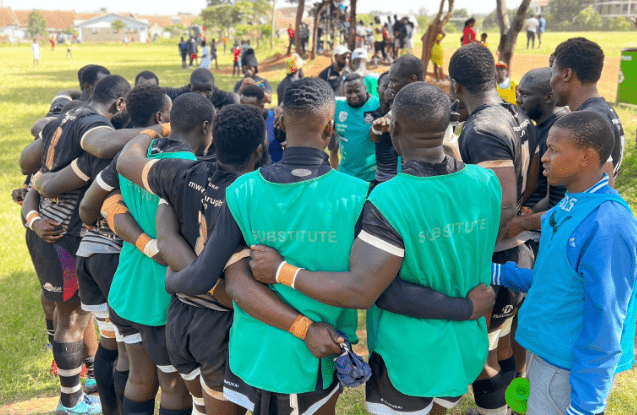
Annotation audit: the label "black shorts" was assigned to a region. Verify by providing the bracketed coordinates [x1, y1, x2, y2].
[365, 353, 461, 414]
[77, 253, 119, 311]
[490, 243, 534, 330]
[165, 296, 232, 390]
[233, 61, 240, 68]
[26, 229, 81, 303]
[108, 306, 176, 373]
[374, 41, 385, 53]
[223, 365, 341, 415]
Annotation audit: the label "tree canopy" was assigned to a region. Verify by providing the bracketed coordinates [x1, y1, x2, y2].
[27, 11, 48, 38]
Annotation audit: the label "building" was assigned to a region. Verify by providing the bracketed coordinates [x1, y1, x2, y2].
[594, 0, 637, 17]
[0, 7, 26, 41]
[529, 0, 549, 16]
[74, 13, 148, 43]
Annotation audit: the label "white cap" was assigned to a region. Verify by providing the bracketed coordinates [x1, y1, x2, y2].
[352, 48, 368, 61]
[334, 45, 351, 56]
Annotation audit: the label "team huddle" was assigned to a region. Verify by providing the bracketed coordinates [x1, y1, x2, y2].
[13, 36, 637, 415]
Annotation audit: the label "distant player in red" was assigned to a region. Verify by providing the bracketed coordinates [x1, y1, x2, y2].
[233, 43, 242, 77]
[50, 38, 55, 51]
[287, 24, 295, 55]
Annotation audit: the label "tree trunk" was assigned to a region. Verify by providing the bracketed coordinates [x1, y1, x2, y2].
[311, 1, 329, 60]
[270, 0, 276, 49]
[347, 0, 357, 52]
[497, 0, 532, 75]
[420, 0, 455, 76]
[331, 5, 338, 50]
[295, 0, 304, 55]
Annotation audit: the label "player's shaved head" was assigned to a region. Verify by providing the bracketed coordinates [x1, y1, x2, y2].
[449, 44, 497, 94]
[190, 68, 214, 86]
[391, 55, 425, 81]
[393, 82, 450, 134]
[91, 75, 131, 105]
[553, 111, 614, 165]
[135, 70, 159, 86]
[283, 78, 335, 131]
[170, 92, 215, 134]
[520, 67, 552, 94]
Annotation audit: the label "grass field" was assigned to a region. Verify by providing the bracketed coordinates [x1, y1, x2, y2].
[0, 34, 636, 414]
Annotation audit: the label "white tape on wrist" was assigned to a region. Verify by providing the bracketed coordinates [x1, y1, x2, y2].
[275, 261, 287, 283]
[143, 239, 159, 258]
[371, 126, 382, 136]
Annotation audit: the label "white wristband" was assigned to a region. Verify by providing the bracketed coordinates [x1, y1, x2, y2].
[142, 239, 159, 258]
[291, 267, 302, 289]
[371, 126, 382, 136]
[28, 216, 42, 230]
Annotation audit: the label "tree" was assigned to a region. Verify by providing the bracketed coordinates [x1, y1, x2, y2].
[496, 0, 533, 74]
[27, 11, 47, 38]
[201, 4, 240, 38]
[311, 0, 331, 59]
[270, 0, 276, 48]
[347, 0, 357, 52]
[111, 19, 125, 33]
[420, 0, 454, 76]
[573, 6, 602, 30]
[294, 0, 305, 54]
[547, 0, 594, 25]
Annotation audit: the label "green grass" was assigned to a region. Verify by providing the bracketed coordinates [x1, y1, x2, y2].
[0, 40, 636, 414]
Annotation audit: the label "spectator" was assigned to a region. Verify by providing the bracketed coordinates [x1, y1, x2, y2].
[287, 24, 295, 55]
[188, 36, 198, 66]
[32, 39, 40, 68]
[462, 18, 477, 45]
[537, 14, 546, 47]
[178, 37, 188, 68]
[526, 13, 539, 49]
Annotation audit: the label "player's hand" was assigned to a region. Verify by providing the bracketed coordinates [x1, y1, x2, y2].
[467, 283, 496, 320]
[11, 188, 27, 205]
[504, 215, 528, 239]
[239, 77, 258, 91]
[32, 218, 64, 243]
[304, 322, 344, 358]
[273, 107, 283, 129]
[372, 117, 391, 134]
[249, 245, 284, 284]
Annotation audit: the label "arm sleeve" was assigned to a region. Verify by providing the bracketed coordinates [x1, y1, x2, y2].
[363, 202, 475, 320]
[99, 155, 120, 191]
[145, 159, 192, 204]
[491, 262, 533, 293]
[460, 129, 514, 166]
[567, 208, 637, 415]
[165, 204, 245, 296]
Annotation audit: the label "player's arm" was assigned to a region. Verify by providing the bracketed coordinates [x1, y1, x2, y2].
[82, 124, 164, 159]
[250, 238, 402, 309]
[521, 146, 540, 205]
[568, 212, 636, 415]
[33, 159, 89, 199]
[369, 116, 390, 144]
[225, 258, 343, 358]
[490, 262, 533, 293]
[79, 174, 113, 226]
[22, 188, 64, 243]
[101, 192, 167, 266]
[376, 277, 494, 320]
[20, 138, 44, 175]
[477, 162, 517, 243]
[156, 202, 196, 271]
[115, 133, 158, 189]
[31, 117, 55, 139]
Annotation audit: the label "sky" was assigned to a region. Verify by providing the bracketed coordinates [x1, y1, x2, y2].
[4, 0, 523, 17]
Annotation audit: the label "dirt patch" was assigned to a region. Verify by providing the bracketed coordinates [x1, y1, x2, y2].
[0, 395, 58, 415]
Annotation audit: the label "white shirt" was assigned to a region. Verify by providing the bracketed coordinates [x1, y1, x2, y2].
[526, 18, 539, 32]
[31, 43, 40, 58]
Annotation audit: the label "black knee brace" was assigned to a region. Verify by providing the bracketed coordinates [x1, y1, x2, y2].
[472, 371, 509, 411]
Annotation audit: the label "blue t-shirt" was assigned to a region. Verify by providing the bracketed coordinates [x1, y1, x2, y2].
[266, 110, 282, 163]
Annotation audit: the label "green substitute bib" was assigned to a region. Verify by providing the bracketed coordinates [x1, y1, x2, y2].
[225, 169, 369, 394]
[367, 165, 501, 397]
[335, 96, 379, 182]
[108, 142, 196, 326]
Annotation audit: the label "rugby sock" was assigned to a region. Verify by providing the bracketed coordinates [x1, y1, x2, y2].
[498, 356, 516, 386]
[123, 397, 155, 415]
[158, 407, 193, 415]
[94, 345, 118, 415]
[114, 369, 129, 411]
[46, 319, 55, 345]
[53, 341, 84, 408]
[192, 396, 205, 415]
[472, 373, 509, 415]
[84, 356, 95, 378]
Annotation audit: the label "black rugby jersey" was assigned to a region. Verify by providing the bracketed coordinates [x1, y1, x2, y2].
[577, 97, 625, 178]
[146, 157, 240, 310]
[369, 109, 399, 183]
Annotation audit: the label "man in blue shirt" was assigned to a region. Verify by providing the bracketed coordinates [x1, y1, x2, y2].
[537, 15, 546, 48]
[491, 111, 637, 415]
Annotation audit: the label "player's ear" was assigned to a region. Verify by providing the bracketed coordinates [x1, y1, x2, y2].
[544, 91, 555, 104]
[201, 120, 210, 136]
[561, 68, 573, 83]
[323, 119, 334, 139]
[390, 119, 400, 139]
[279, 114, 287, 133]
